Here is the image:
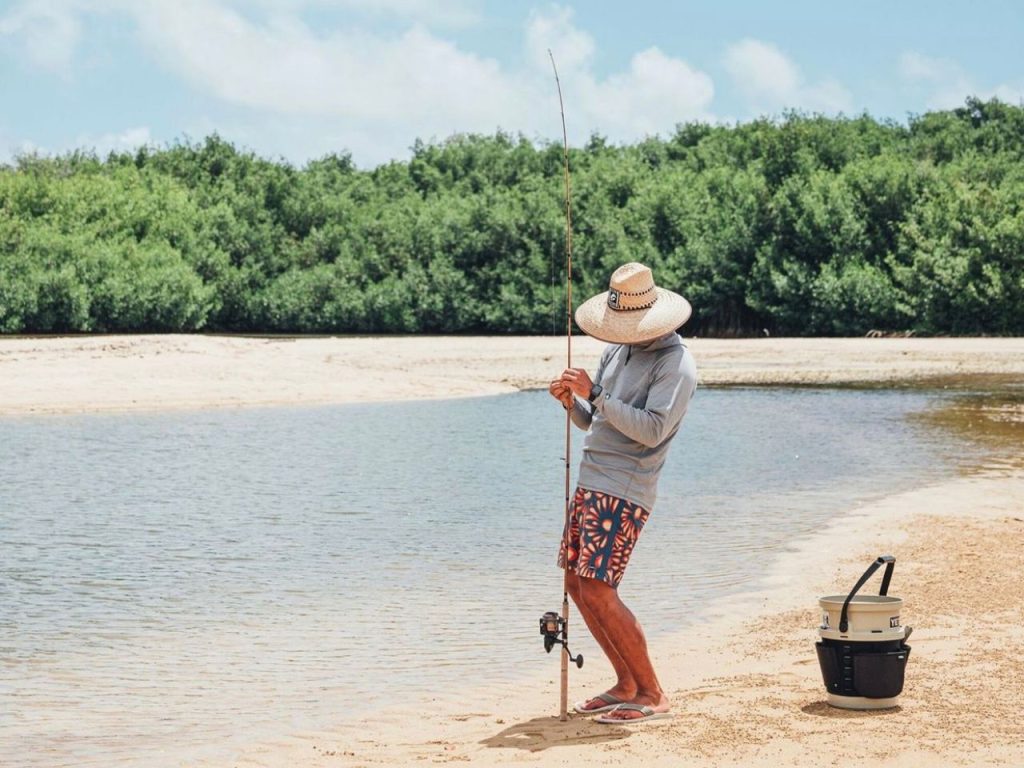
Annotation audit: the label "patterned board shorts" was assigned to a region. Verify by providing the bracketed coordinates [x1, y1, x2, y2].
[557, 487, 651, 589]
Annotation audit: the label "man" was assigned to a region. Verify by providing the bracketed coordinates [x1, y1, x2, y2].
[549, 262, 697, 724]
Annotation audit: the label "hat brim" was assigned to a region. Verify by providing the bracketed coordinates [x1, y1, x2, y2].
[574, 287, 692, 344]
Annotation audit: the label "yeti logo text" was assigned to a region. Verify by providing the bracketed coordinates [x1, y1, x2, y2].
[607, 289, 621, 309]
[890, 616, 901, 628]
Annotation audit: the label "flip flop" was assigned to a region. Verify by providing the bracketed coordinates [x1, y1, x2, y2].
[573, 692, 625, 714]
[595, 703, 673, 724]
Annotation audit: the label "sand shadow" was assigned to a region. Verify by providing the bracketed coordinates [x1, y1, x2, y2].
[480, 715, 629, 752]
[802, 700, 903, 717]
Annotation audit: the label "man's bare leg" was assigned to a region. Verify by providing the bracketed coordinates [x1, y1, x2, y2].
[576, 576, 669, 720]
[565, 572, 637, 708]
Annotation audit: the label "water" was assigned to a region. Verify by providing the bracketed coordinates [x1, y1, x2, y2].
[0, 387, 998, 767]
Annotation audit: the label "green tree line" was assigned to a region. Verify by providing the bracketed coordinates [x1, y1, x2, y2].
[1, 97, 1022, 336]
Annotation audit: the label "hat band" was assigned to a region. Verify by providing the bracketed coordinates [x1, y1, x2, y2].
[607, 287, 658, 312]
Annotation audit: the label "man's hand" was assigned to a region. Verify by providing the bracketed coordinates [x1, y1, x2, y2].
[549, 379, 575, 409]
[560, 368, 594, 400]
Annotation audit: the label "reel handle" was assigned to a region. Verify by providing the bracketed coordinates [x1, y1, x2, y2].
[539, 611, 584, 668]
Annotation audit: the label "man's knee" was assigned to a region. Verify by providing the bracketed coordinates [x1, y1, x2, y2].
[576, 575, 616, 615]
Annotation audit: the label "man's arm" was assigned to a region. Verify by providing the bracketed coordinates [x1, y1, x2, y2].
[550, 378, 593, 429]
[592, 354, 696, 448]
[566, 398, 593, 430]
[552, 346, 611, 432]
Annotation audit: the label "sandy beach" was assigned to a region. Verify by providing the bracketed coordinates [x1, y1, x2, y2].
[1, 334, 1023, 415]
[214, 470, 1024, 768]
[3, 335, 1022, 767]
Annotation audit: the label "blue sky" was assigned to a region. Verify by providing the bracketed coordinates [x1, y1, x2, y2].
[1, 0, 1021, 168]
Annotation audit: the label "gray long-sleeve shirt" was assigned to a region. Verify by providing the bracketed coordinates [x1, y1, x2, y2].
[568, 333, 697, 511]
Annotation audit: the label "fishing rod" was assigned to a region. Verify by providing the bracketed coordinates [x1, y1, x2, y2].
[538, 49, 583, 724]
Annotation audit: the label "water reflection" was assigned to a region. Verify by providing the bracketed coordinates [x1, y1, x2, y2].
[910, 375, 1024, 472]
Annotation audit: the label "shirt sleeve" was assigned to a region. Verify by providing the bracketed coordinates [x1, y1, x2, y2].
[567, 399, 593, 430]
[592, 351, 696, 448]
[566, 345, 612, 432]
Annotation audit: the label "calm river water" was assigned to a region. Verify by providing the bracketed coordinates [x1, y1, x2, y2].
[0, 387, 1001, 767]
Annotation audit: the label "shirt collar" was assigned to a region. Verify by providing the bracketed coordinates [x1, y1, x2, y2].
[629, 333, 680, 354]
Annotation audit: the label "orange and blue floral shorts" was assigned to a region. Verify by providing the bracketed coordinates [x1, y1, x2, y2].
[557, 487, 651, 588]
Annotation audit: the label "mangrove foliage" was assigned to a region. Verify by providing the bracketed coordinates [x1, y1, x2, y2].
[1, 97, 1022, 336]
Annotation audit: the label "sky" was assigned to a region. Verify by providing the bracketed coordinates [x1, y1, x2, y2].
[1, 0, 1022, 168]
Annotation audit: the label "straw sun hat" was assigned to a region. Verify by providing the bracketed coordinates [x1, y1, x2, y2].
[574, 262, 692, 344]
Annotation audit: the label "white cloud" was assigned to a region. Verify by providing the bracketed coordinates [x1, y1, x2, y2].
[2, 2, 719, 166]
[126, 2, 715, 161]
[590, 48, 715, 136]
[0, 129, 19, 164]
[0, 0, 82, 76]
[126, 2, 521, 125]
[223, 0, 482, 29]
[899, 51, 1023, 109]
[335, 0, 481, 28]
[724, 38, 852, 115]
[899, 51, 948, 82]
[113, 0, 531, 167]
[898, 52, 972, 109]
[0, 127, 152, 164]
[525, 7, 714, 141]
[74, 126, 153, 156]
[724, 39, 798, 104]
[0, 135, 45, 164]
[991, 84, 1024, 105]
[524, 6, 595, 74]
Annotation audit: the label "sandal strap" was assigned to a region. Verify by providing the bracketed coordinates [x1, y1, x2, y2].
[614, 703, 654, 715]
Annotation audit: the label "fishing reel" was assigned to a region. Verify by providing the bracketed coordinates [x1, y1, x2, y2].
[539, 611, 583, 668]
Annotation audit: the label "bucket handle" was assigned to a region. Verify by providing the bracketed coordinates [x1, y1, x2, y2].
[839, 555, 895, 633]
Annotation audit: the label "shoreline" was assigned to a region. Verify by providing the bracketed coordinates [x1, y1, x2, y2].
[206, 468, 1024, 768]
[5, 334, 1021, 766]
[194, 366, 1018, 767]
[1, 334, 1023, 416]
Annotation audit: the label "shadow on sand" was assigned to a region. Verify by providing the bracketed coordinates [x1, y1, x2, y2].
[801, 700, 903, 718]
[480, 715, 630, 752]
